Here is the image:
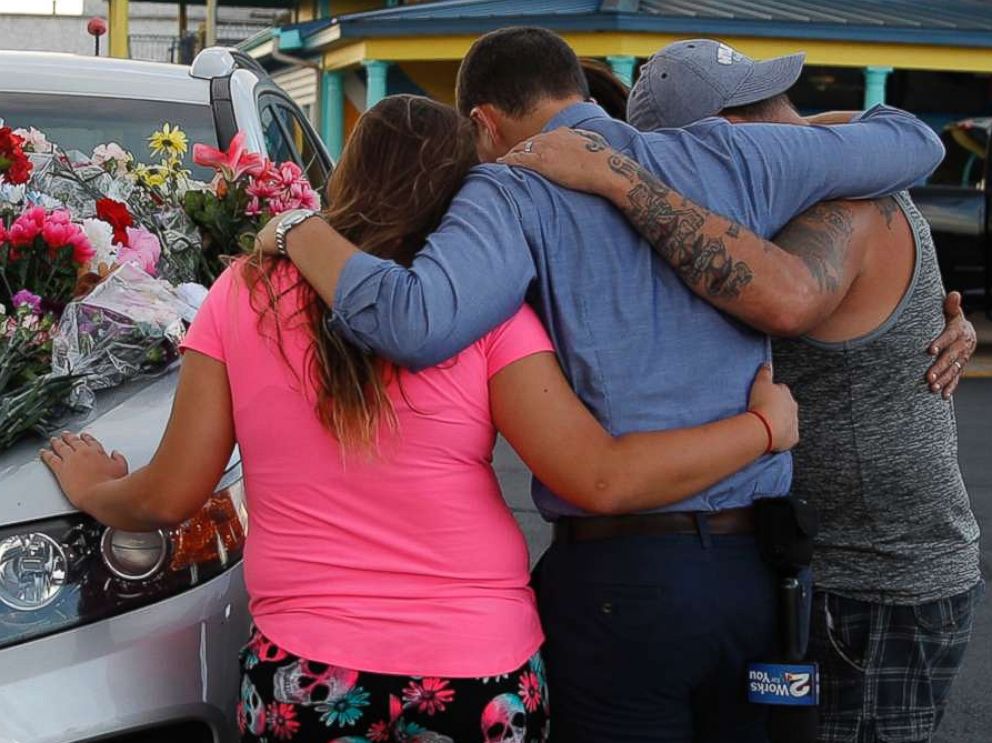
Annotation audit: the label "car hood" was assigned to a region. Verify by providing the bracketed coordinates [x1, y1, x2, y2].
[0, 371, 179, 527]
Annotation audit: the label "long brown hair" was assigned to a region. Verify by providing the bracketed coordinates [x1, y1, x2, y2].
[243, 95, 478, 451]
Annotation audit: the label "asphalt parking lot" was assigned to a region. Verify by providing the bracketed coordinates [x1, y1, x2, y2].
[495, 378, 992, 742]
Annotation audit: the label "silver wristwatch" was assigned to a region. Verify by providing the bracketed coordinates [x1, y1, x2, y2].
[274, 209, 319, 257]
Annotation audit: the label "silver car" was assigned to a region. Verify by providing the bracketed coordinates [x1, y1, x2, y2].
[0, 49, 331, 743]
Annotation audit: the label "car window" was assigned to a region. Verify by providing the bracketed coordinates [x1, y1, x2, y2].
[258, 94, 328, 192]
[928, 121, 989, 190]
[259, 104, 297, 167]
[274, 104, 327, 191]
[0, 92, 217, 180]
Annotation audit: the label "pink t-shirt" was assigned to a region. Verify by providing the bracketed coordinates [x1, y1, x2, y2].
[181, 264, 552, 677]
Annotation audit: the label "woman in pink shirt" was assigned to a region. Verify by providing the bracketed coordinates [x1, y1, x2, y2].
[42, 96, 797, 743]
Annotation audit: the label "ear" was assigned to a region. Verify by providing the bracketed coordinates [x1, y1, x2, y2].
[470, 104, 503, 146]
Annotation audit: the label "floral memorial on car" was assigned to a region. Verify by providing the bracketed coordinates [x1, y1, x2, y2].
[0, 122, 320, 451]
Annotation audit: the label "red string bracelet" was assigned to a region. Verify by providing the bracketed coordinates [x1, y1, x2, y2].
[747, 410, 774, 455]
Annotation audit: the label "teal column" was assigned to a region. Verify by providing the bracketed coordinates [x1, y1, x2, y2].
[317, 0, 330, 18]
[321, 69, 344, 160]
[606, 55, 636, 88]
[363, 60, 390, 109]
[863, 66, 893, 108]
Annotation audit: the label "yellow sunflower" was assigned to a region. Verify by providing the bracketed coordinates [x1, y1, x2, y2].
[148, 123, 189, 158]
[134, 163, 167, 188]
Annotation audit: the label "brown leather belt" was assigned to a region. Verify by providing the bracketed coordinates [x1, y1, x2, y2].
[553, 507, 755, 543]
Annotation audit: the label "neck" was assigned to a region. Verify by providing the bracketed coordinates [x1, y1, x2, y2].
[504, 95, 586, 144]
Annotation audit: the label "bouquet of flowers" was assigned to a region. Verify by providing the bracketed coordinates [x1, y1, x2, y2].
[184, 132, 320, 282]
[0, 124, 194, 449]
[0, 119, 320, 452]
[0, 302, 78, 450]
[0, 199, 93, 447]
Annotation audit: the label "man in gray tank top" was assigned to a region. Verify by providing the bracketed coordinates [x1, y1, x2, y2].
[498, 40, 982, 743]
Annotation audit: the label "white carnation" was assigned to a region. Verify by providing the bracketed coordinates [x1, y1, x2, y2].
[92, 142, 132, 176]
[82, 218, 118, 267]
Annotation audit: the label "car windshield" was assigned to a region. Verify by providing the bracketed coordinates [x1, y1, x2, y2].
[0, 92, 217, 180]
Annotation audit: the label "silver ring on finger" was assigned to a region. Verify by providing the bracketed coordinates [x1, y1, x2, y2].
[523, 140, 534, 153]
[953, 360, 963, 372]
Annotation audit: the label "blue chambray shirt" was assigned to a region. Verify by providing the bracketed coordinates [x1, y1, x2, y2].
[328, 102, 943, 520]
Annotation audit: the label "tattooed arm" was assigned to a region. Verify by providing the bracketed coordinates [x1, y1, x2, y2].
[500, 128, 870, 337]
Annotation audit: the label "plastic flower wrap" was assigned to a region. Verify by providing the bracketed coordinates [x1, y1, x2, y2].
[0, 298, 79, 449]
[51, 263, 200, 404]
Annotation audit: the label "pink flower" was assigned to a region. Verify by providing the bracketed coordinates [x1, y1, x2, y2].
[8, 206, 46, 247]
[518, 671, 542, 712]
[243, 159, 320, 217]
[401, 678, 455, 716]
[193, 131, 266, 182]
[367, 720, 391, 741]
[246, 173, 280, 201]
[265, 702, 300, 740]
[11, 290, 42, 315]
[69, 230, 95, 266]
[116, 226, 161, 275]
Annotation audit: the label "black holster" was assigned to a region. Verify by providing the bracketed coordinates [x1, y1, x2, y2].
[754, 495, 819, 576]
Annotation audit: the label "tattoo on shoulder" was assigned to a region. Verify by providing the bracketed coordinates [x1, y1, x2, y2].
[775, 202, 855, 294]
[873, 197, 899, 229]
[614, 155, 753, 300]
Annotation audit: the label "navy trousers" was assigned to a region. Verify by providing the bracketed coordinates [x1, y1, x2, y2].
[536, 531, 778, 743]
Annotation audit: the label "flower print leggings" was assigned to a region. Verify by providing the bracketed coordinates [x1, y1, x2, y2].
[238, 627, 550, 743]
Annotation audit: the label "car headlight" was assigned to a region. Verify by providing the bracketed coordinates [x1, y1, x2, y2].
[0, 480, 247, 650]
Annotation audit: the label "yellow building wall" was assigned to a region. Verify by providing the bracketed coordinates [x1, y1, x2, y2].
[399, 61, 460, 106]
[332, 1, 388, 14]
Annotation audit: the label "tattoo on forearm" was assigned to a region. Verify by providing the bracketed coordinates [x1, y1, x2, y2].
[578, 131, 609, 152]
[773, 203, 854, 294]
[609, 154, 754, 299]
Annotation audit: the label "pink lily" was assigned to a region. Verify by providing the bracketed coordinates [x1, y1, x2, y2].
[192, 132, 267, 182]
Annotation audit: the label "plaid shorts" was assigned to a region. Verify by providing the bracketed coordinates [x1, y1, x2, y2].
[808, 583, 983, 743]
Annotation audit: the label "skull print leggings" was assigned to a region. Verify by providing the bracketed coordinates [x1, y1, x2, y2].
[237, 626, 550, 743]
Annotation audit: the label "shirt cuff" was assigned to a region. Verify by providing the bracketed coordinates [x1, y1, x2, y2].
[324, 250, 391, 353]
[852, 103, 895, 123]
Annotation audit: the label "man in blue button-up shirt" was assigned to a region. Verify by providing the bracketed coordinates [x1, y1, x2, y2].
[261, 28, 944, 743]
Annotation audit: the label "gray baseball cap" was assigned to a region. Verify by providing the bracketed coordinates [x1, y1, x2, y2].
[627, 39, 805, 130]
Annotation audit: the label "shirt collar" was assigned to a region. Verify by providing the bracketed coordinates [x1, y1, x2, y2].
[542, 101, 610, 133]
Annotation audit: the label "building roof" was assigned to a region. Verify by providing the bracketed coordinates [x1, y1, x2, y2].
[285, 0, 992, 49]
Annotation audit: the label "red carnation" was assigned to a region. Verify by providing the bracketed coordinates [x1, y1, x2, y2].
[0, 127, 32, 185]
[95, 197, 133, 245]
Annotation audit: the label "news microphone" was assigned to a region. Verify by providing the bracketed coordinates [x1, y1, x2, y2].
[749, 577, 819, 743]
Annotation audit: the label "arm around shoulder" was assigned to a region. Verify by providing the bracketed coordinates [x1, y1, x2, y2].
[490, 352, 797, 514]
[295, 171, 538, 369]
